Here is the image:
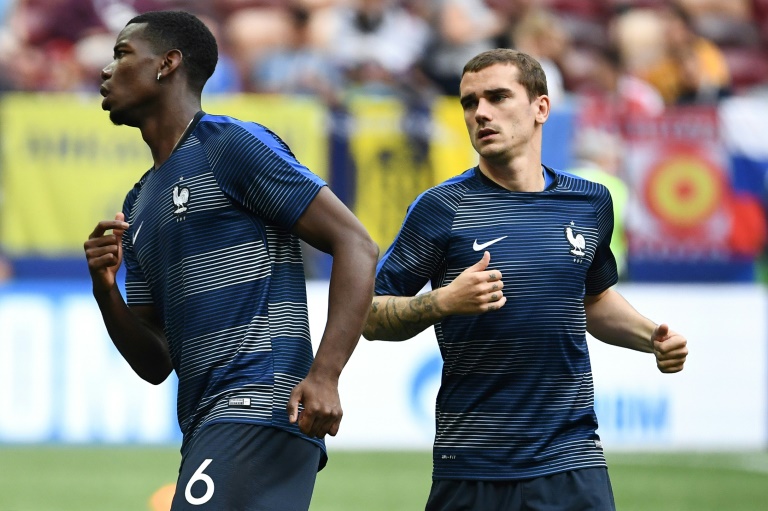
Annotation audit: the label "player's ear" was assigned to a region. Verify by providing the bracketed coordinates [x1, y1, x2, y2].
[534, 94, 550, 125]
[158, 49, 183, 80]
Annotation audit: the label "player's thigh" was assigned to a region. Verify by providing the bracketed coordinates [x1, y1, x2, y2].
[171, 423, 322, 511]
[425, 479, 523, 511]
[523, 467, 616, 511]
[425, 468, 615, 511]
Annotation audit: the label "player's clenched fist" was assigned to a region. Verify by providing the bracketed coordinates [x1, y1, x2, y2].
[438, 251, 506, 315]
[84, 212, 129, 293]
[651, 323, 688, 373]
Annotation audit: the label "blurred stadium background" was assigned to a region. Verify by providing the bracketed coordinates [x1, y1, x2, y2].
[1, 0, 768, 509]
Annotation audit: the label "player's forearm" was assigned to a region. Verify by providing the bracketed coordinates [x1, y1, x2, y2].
[310, 236, 378, 378]
[584, 288, 655, 353]
[93, 287, 173, 384]
[363, 291, 445, 342]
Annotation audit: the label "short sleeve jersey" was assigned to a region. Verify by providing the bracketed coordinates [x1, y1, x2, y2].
[376, 166, 618, 480]
[120, 113, 326, 459]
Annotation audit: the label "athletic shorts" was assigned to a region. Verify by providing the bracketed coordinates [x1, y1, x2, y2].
[170, 423, 323, 511]
[425, 467, 616, 511]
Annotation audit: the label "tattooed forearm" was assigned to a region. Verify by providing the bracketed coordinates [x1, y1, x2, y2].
[363, 292, 444, 341]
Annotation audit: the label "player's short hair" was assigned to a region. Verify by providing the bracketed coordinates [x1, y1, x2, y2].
[462, 48, 548, 102]
[127, 11, 218, 92]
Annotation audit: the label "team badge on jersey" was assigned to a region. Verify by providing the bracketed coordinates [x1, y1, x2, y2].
[173, 183, 190, 217]
[564, 221, 586, 259]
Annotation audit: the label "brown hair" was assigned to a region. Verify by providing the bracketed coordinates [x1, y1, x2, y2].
[462, 48, 548, 101]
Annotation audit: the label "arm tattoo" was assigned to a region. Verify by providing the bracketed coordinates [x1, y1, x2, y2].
[366, 292, 444, 341]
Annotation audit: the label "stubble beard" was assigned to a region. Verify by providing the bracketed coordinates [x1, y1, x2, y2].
[476, 139, 508, 164]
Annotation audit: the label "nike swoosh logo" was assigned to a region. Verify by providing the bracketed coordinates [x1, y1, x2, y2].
[473, 236, 507, 251]
[132, 221, 143, 245]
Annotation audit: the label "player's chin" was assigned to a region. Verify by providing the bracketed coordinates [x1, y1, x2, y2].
[477, 144, 505, 161]
[108, 107, 132, 127]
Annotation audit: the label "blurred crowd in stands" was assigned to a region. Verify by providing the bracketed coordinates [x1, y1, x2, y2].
[0, 0, 766, 103]
[0, 0, 767, 283]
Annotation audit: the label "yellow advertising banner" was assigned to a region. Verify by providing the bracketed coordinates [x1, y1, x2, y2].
[349, 97, 477, 251]
[430, 96, 478, 184]
[0, 94, 327, 255]
[0, 94, 148, 255]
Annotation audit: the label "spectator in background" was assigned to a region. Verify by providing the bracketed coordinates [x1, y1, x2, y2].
[672, 0, 760, 53]
[211, 0, 283, 18]
[641, 3, 731, 105]
[0, 36, 49, 90]
[0, 0, 207, 91]
[198, 13, 243, 94]
[610, 6, 667, 83]
[251, 4, 343, 105]
[674, 0, 753, 27]
[7, 0, 107, 49]
[510, 8, 567, 108]
[218, 1, 295, 83]
[0, 0, 108, 90]
[328, 0, 430, 97]
[582, 45, 665, 119]
[568, 129, 630, 278]
[421, 0, 510, 96]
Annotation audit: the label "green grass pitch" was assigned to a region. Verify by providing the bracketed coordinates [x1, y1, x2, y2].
[1, 447, 766, 510]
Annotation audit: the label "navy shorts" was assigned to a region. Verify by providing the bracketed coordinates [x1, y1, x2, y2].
[170, 423, 323, 511]
[425, 467, 616, 511]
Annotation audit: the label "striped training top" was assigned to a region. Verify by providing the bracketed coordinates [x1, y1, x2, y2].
[121, 112, 326, 461]
[375, 166, 618, 480]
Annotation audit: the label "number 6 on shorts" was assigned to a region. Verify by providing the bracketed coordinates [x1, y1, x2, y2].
[185, 458, 215, 505]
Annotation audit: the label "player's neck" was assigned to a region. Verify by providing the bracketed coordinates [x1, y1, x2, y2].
[479, 156, 545, 192]
[140, 104, 201, 169]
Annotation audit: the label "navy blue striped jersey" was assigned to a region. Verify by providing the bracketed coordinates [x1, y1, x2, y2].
[120, 112, 326, 458]
[375, 166, 618, 481]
